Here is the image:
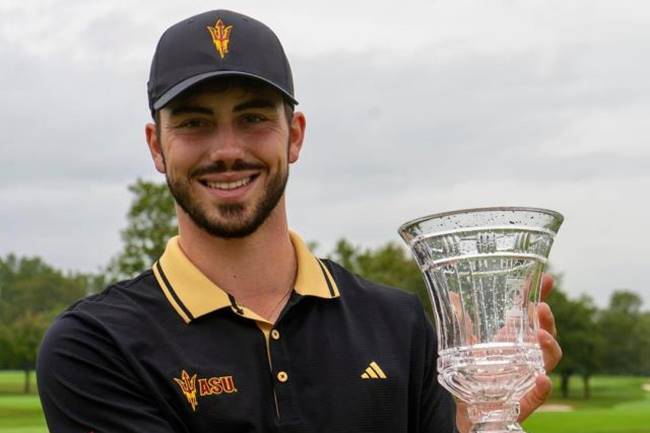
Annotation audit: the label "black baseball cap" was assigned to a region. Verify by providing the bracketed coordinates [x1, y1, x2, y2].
[147, 10, 297, 116]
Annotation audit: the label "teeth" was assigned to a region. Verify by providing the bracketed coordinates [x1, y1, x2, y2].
[205, 176, 253, 190]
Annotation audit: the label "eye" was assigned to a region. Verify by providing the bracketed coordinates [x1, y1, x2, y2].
[242, 113, 267, 124]
[175, 118, 212, 129]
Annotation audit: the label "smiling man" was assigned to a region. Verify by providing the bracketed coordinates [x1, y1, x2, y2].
[153, 82, 300, 240]
[37, 10, 562, 433]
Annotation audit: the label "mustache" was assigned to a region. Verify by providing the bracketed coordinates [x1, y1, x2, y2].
[191, 160, 264, 177]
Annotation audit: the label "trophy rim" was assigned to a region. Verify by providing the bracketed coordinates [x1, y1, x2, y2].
[398, 206, 564, 235]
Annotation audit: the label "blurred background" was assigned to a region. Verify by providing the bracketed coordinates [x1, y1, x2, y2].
[0, 1, 648, 432]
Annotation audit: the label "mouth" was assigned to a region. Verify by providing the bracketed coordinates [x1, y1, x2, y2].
[197, 172, 262, 201]
[200, 175, 259, 191]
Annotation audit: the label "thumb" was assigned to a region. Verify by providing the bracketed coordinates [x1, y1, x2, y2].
[519, 374, 552, 421]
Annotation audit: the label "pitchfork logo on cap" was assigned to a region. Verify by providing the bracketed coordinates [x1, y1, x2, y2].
[207, 18, 233, 59]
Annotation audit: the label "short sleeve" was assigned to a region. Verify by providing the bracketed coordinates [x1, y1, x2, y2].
[413, 298, 458, 433]
[37, 312, 181, 433]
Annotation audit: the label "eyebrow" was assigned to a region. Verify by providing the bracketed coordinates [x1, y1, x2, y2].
[233, 98, 277, 112]
[168, 98, 278, 117]
[169, 105, 213, 116]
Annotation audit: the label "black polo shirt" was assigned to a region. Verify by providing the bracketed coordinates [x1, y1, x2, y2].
[37, 233, 456, 433]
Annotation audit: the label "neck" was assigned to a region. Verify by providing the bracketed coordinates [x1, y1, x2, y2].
[176, 199, 297, 320]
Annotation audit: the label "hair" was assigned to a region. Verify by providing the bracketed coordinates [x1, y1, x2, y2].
[154, 76, 295, 140]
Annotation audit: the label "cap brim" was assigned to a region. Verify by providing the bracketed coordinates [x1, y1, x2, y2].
[152, 70, 298, 111]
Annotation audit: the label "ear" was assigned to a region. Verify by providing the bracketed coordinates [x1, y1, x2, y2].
[288, 111, 306, 164]
[145, 121, 166, 174]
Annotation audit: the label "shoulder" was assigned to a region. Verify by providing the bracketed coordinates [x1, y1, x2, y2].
[322, 258, 421, 303]
[59, 270, 161, 322]
[36, 271, 180, 432]
[39, 270, 167, 355]
[320, 258, 425, 320]
[37, 270, 171, 384]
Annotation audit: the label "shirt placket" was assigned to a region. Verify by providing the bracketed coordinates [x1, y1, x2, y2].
[232, 294, 302, 428]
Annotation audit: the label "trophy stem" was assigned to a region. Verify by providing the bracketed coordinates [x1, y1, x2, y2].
[468, 401, 523, 433]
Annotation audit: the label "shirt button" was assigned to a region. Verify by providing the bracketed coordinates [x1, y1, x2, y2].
[277, 371, 288, 383]
[271, 329, 280, 340]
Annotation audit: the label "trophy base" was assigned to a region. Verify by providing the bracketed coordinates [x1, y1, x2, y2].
[470, 421, 526, 433]
[468, 402, 527, 433]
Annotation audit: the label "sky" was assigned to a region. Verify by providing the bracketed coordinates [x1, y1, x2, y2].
[1, 0, 648, 308]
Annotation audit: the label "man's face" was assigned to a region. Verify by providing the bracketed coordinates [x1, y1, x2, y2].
[148, 83, 304, 239]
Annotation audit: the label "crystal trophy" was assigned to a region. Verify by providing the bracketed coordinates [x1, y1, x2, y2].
[399, 207, 563, 433]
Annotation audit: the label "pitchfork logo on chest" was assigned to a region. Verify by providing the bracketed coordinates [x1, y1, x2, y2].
[173, 369, 238, 411]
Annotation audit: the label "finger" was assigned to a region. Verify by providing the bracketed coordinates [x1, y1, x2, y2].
[540, 273, 554, 301]
[454, 399, 471, 433]
[519, 374, 552, 421]
[537, 302, 557, 338]
[538, 328, 562, 372]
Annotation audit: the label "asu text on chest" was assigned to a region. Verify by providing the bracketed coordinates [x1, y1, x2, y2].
[198, 375, 238, 396]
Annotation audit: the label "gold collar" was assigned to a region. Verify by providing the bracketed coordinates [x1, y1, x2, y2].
[153, 231, 339, 323]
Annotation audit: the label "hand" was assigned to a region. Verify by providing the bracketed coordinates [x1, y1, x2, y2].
[454, 274, 563, 433]
[518, 273, 562, 420]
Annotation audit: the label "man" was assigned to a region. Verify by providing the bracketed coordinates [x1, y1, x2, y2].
[37, 10, 561, 433]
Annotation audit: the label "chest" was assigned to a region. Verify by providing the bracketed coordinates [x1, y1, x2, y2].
[135, 302, 415, 433]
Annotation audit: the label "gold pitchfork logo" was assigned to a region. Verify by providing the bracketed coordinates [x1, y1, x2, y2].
[173, 370, 199, 411]
[207, 19, 233, 59]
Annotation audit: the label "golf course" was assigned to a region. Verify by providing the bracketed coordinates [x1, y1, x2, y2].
[0, 370, 647, 432]
[0, 371, 44, 433]
[524, 375, 650, 433]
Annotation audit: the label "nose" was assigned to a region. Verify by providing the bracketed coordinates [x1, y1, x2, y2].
[206, 123, 246, 164]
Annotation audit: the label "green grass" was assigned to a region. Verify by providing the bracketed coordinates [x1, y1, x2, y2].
[0, 395, 46, 433]
[0, 370, 648, 432]
[547, 375, 648, 408]
[0, 372, 46, 433]
[0, 371, 37, 395]
[524, 375, 650, 433]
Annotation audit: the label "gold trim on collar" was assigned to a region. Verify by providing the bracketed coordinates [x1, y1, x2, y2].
[152, 232, 339, 323]
[156, 237, 232, 322]
[291, 231, 339, 298]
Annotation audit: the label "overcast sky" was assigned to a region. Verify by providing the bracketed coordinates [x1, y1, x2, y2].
[1, 0, 648, 307]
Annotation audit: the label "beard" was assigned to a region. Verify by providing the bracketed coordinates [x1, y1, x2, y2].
[165, 157, 289, 239]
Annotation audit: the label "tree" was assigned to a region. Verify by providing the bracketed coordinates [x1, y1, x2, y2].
[328, 239, 431, 314]
[0, 254, 86, 391]
[598, 290, 645, 375]
[530, 275, 604, 399]
[0, 311, 52, 393]
[0, 254, 87, 324]
[565, 295, 602, 399]
[107, 179, 177, 281]
[638, 312, 650, 375]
